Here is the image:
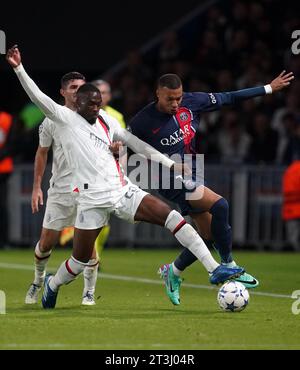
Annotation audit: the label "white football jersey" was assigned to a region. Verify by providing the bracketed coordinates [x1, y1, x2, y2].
[39, 117, 73, 194]
[40, 108, 128, 206]
[15, 65, 174, 207]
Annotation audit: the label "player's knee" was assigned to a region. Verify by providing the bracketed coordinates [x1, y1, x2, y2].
[160, 204, 173, 224]
[210, 198, 229, 219]
[38, 238, 54, 253]
[39, 229, 59, 251]
[150, 196, 172, 222]
[137, 195, 172, 226]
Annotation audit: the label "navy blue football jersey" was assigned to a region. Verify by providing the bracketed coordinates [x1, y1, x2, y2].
[129, 87, 266, 159]
[129, 92, 221, 158]
[128, 87, 266, 214]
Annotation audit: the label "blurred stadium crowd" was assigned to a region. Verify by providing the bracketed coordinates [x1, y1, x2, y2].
[1, 0, 300, 166]
[107, 0, 300, 166]
[1, 0, 300, 249]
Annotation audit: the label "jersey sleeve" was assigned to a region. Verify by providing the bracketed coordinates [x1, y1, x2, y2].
[114, 127, 175, 169]
[183, 92, 223, 112]
[14, 64, 70, 125]
[39, 118, 53, 148]
[184, 86, 267, 113]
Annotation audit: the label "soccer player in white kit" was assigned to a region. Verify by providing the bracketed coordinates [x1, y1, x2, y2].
[25, 72, 100, 306]
[7, 46, 244, 309]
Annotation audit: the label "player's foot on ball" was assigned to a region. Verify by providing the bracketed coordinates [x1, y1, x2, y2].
[82, 291, 96, 306]
[42, 274, 58, 309]
[222, 262, 259, 289]
[209, 265, 244, 285]
[25, 283, 41, 304]
[158, 263, 182, 306]
[233, 271, 259, 289]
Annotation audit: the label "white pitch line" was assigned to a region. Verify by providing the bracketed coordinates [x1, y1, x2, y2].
[3, 343, 300, 349]
[0, 262, 292, 299]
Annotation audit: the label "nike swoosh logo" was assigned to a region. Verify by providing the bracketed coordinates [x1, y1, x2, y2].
[235, 278, 257, 286]
[152, 127, 162, 134]
[169, 281, 175, 293]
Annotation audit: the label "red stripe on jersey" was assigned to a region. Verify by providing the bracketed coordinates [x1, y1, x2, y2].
[97, 117, 126, 186]
[174, 107, 195, 153]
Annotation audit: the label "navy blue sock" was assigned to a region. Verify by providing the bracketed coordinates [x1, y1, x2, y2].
[210, 198, 233, 264]
[174, 239, 214, 271]
[174, 248, 197, 271]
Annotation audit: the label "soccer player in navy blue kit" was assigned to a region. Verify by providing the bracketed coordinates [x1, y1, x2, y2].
[129, 72, 294, 305]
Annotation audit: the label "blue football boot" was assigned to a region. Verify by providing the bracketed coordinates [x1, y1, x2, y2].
[42, 274, 58, 309]
[209, 265, 244, 285]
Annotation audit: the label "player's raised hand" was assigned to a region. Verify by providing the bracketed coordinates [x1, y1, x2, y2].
[6, 45, 21, 68]
[109, 141, 123, 154]
[109, 141, 124, 158]
[31, 187, 43, 213]
[270, 70, 294, 92]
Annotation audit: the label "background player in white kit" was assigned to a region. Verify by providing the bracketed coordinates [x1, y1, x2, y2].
[7, 46, 244, 309]
[25, 72, 99, 306]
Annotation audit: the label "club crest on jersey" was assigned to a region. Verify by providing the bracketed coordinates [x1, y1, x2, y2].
[179, 112, 189, 122]
[175, 108, 192, 126]
[160, 107, 195, 146]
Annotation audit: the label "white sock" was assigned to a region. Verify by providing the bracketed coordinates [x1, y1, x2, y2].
[33, 241, 52, 286]
[222, 260, 237, 268]
[49, 256, 86, 292]
[165, 210, 219, 273]
[172, 262, 182, 276]
[83, 258, 99, 295]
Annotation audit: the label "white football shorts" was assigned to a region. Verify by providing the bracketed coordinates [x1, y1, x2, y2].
[42, 190, 78, 231]
[75, 184, 148, 230]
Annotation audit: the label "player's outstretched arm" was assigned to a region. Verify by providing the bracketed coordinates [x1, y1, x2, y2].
[6, 45, 65, 122]
[114, 128, 191, 175]
[206, 70, 295, 108]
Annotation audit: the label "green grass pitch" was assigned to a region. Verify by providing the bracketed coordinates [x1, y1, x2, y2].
[0, 248, 300, 350]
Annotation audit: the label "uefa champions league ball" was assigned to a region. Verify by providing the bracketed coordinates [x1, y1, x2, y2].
[217, 281, 249, 312]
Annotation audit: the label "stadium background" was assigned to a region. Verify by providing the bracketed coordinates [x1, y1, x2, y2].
[1, 0, 300, 250]
[1, 0, 300, 352]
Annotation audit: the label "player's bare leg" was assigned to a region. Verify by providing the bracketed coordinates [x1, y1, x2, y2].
[95, 225, 111, 260]
[25, 228, 59, 304]
[190, 211, 212, 240]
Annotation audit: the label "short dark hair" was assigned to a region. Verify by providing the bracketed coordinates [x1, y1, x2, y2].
[77, 83, 101, 96]
[61, 72, 86, 88]
[158, 74, 182, 89]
